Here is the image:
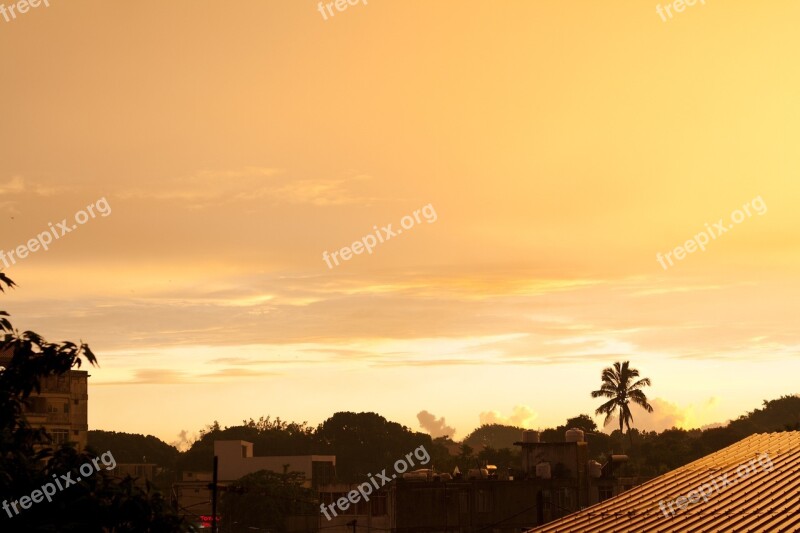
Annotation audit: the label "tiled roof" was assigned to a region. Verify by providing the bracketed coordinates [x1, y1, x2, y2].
[528, 431, 800, 533]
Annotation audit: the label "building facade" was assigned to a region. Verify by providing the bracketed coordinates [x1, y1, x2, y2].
[318, 429, 631, 532]
[173, 440, 336, 531]
[1, 348, 89, 450]
[214, 440, 336, 489]
[114, 463, 159, 487]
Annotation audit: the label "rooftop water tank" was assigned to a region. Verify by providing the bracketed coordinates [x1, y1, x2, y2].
[522, 430, 540, 443]
[535, 462, 551, 479]
[565, 428, 585, 442]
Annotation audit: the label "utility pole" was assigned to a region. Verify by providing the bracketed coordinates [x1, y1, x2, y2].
[211, 456, 219, 533]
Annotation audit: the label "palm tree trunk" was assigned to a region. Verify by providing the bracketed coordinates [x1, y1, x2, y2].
[620, 417, 626, 454]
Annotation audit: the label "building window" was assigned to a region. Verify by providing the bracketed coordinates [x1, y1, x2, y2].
[555, 487, 573, 510]
[63, 403, 70, 413]
[371, 493, 388, 516]
[45, 375, 70, 393]
[312, 461, 336, 489]
[459, 491, 469, 513]
[598, 486, 613, 502]
[51, 429, 70, 445]
[476, 490, 490, 513]
[320, 492, 332, 506]
[73, 430, 79, 436]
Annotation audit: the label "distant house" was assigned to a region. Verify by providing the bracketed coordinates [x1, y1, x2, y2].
[173, 440, 336, 531]
[319, 429, 632, 533]
[172, 470, 214, 527]
[113, 463, 159, 487]
[215, 440, 336, 490]
[527, 430, 800, 533]
[0, 347, 89, 450]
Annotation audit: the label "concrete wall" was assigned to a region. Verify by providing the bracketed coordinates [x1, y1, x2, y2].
[390, 479, 559, 533]
[213, 440, 336, 488]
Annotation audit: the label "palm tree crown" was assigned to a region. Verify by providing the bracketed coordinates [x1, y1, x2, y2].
[591, 361, 653, 435]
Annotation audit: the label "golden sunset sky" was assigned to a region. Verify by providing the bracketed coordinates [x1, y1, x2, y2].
[1, 0, 799, 444]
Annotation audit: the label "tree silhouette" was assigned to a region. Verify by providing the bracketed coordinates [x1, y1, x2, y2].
[462, 423, 524, 451]
[591, 361, 653, 444]
[565, 414, 598, 433]
[219, 470, 315, 533]
[0, 273, 190, 531]
[315, 412, 430, 482]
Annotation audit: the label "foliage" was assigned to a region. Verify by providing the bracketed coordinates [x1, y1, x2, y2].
[477, 446, 521, 470]
[179, 395, 800, 482]
[88, 430, 181, 466]
[565, 414, 598, 433]
[219, 470, 315, 533]
[0, 273, 190, 532]
[605, 395, 800, 477]
[462, 423, 525, 451]
[177, 417, 318, 473]
[591, 361, 653, 437]
[179, 412, 433, 483]
[315, 412, 432, 482]
[88, 430, 182, 487]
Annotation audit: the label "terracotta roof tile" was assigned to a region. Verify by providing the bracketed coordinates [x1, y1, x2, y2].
[527, 431, 800, 533]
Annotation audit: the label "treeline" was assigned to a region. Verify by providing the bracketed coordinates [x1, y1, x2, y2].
[89, 394, 800, 482]
[1, 272, 188, 531]
[622, 395, 800, 475]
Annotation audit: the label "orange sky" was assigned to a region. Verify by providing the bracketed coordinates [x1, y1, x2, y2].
[1, 0, 799, 445]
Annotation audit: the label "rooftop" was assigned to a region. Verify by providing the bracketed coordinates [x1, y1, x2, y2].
[527, 431, 800, 533]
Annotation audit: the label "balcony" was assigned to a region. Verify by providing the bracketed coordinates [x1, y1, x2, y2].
[40, 376, 71, 394]
[25, 413, 47, 424]
[45, 412, 71, 424]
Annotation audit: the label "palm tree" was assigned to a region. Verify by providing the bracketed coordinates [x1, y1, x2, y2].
[591, 361, 653, 443]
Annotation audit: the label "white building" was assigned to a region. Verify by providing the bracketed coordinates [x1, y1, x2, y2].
[214, 440, 336, 489]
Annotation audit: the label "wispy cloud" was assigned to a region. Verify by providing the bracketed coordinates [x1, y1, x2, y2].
[14, 271, 799, 368]
[93, 366, 279, 385]
[94, 368, 190, 385]
[247, 173, 375, 206]
[199, 367, 280, 379]
[119, 167, 280, 205]
[0, 176, 25, 195]
[120, 168, 374, 208]
[0, 176, 62, 197]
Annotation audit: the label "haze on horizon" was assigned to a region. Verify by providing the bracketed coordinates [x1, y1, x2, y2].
[1, 0, 799, 445]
